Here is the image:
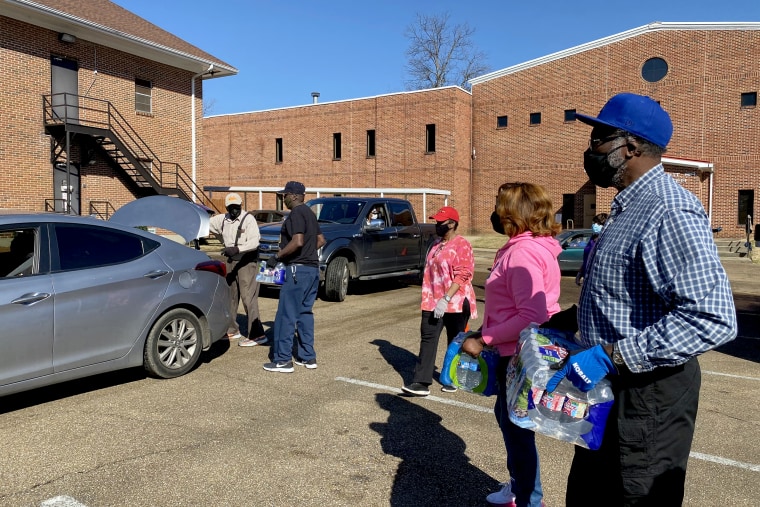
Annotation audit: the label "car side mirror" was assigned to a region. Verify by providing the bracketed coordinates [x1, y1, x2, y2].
[365, 218, 385, 231]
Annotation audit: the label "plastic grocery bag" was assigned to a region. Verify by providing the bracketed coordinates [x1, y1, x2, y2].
[440, 331, 500, 396]
[505, 323, 614, 450]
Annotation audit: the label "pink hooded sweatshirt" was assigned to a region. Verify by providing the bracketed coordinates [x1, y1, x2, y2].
[481, 231, 562, 357]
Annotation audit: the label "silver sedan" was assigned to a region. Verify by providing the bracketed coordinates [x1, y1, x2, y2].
[0, 196, 231, 397]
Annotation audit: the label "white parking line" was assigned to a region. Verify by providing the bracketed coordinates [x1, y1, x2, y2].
[702, 370, 760, 381]
[40, 496, 88, 507]
[336, 375, 760, 473]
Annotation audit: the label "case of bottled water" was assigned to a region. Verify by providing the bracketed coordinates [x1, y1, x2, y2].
[505, 324, 614, 450]
[440, 332, 499, 396]
[255, 260, 286, 285]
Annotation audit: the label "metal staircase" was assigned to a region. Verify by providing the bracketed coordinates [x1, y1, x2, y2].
[43, 93, 219, 212]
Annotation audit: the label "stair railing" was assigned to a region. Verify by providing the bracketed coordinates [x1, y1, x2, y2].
[43, 93, 220, 212]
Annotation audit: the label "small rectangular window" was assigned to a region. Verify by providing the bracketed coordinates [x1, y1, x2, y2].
[426, 124, 436, 153]
[738, 189, 754, 226]
[333, 133, 342, 160]
[530, 112, 542, 125]
[367, 130, 376, 157]
[135, 78, 152, 113]
[741, 92, 757, 108]
[275, 138, 283, 164]
[497, 116, 508, 128]
[564, 109, 576, 122]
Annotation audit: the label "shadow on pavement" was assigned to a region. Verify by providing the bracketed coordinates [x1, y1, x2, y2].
[371, 338, 418, 385]
[370, 392, 500, 506]
[0, 368, 147, 414]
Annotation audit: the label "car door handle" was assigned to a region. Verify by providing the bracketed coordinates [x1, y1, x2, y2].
[389, 235, 398, 239]
[12, 292, 52, 305]
[412, 233, 421, 238]
[143, 270, 170, 279]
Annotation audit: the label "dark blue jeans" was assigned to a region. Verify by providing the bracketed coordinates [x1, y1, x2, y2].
[273, 264, 319, 363]
[495, 356, 544, 507]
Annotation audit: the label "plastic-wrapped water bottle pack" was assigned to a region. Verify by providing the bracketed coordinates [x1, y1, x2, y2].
[506, 324, 614, 450]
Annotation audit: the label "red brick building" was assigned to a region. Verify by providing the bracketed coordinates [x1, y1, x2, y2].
[202, 87, 472, 224]
[204, 22, 759, 237]
[1, 0, 235, 215]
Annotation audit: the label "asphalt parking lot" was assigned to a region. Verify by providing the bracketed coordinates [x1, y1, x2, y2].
[1, 250, 759, 506]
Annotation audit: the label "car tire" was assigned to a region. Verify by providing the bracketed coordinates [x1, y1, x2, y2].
[143, 308, 204, 379]
[324, 256, 349, 302]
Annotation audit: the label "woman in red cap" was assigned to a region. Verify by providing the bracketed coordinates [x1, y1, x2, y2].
[402, 205, 477, 396]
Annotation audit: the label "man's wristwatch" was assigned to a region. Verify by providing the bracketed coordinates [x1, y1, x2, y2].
[611, 343, 626, 370]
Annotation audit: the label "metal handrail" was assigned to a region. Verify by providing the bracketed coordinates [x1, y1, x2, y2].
[42, 93, 220, 212]
[89, 200, 116, 220]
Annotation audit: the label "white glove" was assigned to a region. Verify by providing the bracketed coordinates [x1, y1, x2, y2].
[434, 297, 448, 319]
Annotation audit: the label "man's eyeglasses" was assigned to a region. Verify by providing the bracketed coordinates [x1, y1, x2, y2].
[589, 135, 624, 150]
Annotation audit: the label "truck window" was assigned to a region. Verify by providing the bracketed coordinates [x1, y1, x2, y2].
[388, 202, 414, 226]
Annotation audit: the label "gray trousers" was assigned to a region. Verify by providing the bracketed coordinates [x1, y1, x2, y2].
[227, 257, 265, 338]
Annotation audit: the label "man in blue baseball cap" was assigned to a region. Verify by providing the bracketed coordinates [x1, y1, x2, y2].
[547, 93, 736, 505]
[263, 181, 325, 373]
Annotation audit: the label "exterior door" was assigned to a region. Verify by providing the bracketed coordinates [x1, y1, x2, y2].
[53, 163, 80, 215]
[583, 194, 597, 228]
[50, 56, 79, 123]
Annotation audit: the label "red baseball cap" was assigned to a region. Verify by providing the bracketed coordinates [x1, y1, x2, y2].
[430, 206, 459, 222]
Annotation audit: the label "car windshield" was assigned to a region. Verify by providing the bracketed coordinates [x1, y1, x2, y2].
[308, 199, 366, 224]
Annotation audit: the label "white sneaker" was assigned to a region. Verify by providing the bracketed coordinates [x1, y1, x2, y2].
[486, 482, 516, 506]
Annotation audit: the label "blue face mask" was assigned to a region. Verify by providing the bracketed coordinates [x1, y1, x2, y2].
[592, 223, 603, 234]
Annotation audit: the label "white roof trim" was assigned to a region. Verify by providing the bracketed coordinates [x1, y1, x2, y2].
[206, 86, 470, 118]
[662, 156, 714, 173]
[470, 22, 760, 86]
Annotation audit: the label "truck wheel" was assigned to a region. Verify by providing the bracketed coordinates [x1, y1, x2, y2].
[324, 257, 349, 302]
[143, 308, 203, 378]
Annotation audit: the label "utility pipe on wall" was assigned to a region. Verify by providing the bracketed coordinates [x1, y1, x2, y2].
[191, 64, 214, 202]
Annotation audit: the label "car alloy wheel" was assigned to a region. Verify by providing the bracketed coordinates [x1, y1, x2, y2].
[144, 308, 203, 378]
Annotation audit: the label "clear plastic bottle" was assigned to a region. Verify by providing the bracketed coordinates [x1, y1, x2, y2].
[273, 262, 286, 285]
[456, 353, 482, 391]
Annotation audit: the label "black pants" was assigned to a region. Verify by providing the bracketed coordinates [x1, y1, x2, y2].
[411, 299, 471, 385]
[566, 357, 701, 507]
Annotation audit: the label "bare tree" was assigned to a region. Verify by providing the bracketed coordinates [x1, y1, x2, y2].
[202, 97, 216, 117]
[404, 12, 489, 90]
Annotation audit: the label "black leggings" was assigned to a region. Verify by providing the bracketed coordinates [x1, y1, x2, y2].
[411, 299, 471, 385]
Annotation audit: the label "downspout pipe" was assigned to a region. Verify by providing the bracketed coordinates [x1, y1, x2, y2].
[191, 64, 214, 202]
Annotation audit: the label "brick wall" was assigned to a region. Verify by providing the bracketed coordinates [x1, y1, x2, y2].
[202, 87, 473, 227]
[471, 29, 760, 237]
[0, 15, 201, 213]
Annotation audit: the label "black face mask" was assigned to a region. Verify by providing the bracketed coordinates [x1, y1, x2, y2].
[490, 211, 505, 235]
[227, 206, 242, 220]
[435, 223, 451, 237]
[583, 148, 625, 189]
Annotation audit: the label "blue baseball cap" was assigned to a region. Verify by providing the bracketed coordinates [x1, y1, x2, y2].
[277, 181, 306, 195]
[575, 93, 673, 148]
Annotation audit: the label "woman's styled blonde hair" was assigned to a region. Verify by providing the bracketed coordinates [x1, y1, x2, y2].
[495, 182, 561, 237]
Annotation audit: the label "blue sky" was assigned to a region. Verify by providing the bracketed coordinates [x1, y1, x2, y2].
[114, 1, 760, 116]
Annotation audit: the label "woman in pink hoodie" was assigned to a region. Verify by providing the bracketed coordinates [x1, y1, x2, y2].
[463, 182, 561, 507]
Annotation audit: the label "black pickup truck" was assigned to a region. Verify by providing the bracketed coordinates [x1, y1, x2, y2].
[257, 197, 437, 301]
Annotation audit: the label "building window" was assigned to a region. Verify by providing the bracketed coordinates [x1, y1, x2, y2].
[564, 109, 576, 122]
[333, 133, 342, 160]
[497, 115, 508, 128]
[738, 189, 754, 226]
[741, 92, 757, 108]
[641, 57, 668, 83]
[426, 124, 436, 153]
[530, 112, 541, 125]
[275, 138, 283, 164]
[367, 130, 376, 158]
[135, 78, 152, 113]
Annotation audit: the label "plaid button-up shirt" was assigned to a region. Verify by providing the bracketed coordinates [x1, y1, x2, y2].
[578, 164, 737, 373]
